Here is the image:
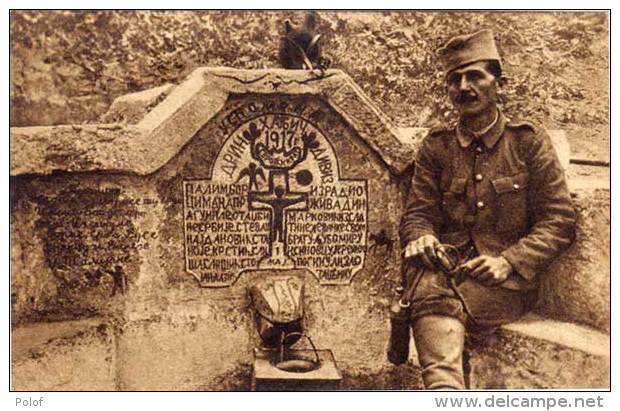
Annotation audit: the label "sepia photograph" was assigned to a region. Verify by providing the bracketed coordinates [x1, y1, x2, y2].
[9, 9, 610, 394]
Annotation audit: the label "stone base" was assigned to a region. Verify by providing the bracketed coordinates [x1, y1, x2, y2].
[11, 314, 609, 390]
[252, 348, 342, 391]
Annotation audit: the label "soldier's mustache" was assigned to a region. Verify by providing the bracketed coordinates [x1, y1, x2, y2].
[455, 92, 478, 103]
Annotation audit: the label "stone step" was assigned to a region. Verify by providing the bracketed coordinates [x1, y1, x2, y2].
[11, 318, 116, 391]
[468, 314, 609, 389]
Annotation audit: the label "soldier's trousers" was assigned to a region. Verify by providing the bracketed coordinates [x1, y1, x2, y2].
[407, 266, 536, 389]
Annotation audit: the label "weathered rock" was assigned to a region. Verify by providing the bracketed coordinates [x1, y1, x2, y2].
[9, 124, 142, 176]
[116, 307, 253, 390]
[537, 187, 610, 332]
[10, 68, 416, 390]
[10, 175, 152, 323]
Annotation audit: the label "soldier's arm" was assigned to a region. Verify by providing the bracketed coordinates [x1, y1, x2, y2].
[399, 134, 443, 249]
[501, 126, 577, 281]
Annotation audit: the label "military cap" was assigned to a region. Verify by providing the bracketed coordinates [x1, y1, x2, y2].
[438, 29, 502, 74]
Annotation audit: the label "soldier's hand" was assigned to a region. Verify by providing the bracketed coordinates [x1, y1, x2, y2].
[458, 255, 513, 286]
[403, 235, 442, 269]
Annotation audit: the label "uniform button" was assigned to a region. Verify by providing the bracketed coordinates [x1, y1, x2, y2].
[513, 183, 520, 189]
[475, 174, 483, 182]
[476, 201, 485, 209]
[476, 146, 484, 153]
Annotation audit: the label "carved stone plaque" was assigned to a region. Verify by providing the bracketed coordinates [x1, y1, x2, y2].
[183, 101, 367, 287]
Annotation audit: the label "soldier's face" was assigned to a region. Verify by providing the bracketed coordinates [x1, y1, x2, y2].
[446, 61, 499, 117]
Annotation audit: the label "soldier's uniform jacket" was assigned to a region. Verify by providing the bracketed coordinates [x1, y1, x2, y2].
[399, 111, 576, 290]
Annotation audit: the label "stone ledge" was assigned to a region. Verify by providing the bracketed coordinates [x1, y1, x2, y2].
[9, 124, 143, 176]
[11, 318, 117, 391]
[469, 314, 609, 389]
[397, 127, 572, 170]
[10, 67, 414, 177]
[501, 314, 609, 358]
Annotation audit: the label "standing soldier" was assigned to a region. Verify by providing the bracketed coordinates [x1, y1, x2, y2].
[397, 29, 576, 389]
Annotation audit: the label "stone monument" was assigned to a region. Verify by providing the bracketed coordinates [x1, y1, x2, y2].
[10, 68, 419, 390]
[10, 67, 609, 391]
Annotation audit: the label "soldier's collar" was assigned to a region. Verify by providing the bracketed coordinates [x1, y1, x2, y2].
[456, 109, 506, 149]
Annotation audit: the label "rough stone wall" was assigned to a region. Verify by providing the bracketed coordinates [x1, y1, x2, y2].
[10, 174, 158, 323]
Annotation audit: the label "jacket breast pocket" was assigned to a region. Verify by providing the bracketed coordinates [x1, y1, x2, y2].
[491, 172, 529, 233]
[442, 177, 468, 224]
